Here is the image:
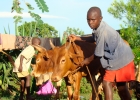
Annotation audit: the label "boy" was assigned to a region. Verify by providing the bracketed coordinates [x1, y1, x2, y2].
[13, 37, 41, 100]
[68, 7, 135, 100]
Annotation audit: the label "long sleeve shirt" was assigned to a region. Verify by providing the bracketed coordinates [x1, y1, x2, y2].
[92, 21, 134, 70]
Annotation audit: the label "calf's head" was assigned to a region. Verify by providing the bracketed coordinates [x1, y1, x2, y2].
[31, 45, 53, 77]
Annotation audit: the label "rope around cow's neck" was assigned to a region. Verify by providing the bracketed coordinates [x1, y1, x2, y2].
[70, 41, 100, 100]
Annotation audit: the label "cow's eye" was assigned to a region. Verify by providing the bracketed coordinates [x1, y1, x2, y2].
[36, 59, 40, 62]
[61, 59, 65, 64]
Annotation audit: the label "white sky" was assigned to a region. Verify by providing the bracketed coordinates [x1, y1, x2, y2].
[0, 0, 122, 37]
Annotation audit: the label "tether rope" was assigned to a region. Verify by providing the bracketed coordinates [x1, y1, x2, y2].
[69, 41, 99, 100]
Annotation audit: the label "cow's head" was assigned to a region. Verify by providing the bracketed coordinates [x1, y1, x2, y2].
[31, 45, 53, 78]
[50, 40, 84, 82]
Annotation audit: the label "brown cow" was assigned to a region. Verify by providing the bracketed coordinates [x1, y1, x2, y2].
[30, 46, 62, 100]
[47, 40, 102, 100]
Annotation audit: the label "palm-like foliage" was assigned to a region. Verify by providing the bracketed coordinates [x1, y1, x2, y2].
[0, 50, 21, 98]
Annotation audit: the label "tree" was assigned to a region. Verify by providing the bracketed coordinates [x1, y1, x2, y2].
[64, 27, 84, 36]
[11, 0, 49, 35]
[18, 21, 58, 37]
[108, 0, 140, 65]
[61, 27, 84, 44]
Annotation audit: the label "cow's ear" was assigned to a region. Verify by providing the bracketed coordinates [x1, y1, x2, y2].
[31, 64, 35, 69]
[68, 51, 83, 59]
[32, 44, 47, 53]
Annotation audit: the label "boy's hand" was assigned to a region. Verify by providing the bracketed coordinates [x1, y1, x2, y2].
[68, 34, 77, 42]
[80, 58, 91, 67]
[18, 65, 22, 72]
[79, 55, 94, 67]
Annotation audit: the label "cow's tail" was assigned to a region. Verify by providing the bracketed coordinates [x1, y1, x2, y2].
[1, 50, 15, 67]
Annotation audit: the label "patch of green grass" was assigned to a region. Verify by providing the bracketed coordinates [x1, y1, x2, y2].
[80, 91, 137, 100]
[0, 90, 138, 100]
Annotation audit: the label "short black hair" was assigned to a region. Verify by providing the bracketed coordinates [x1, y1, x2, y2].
[88, 6, 102, 17]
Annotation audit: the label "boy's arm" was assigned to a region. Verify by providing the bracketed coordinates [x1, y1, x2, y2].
[18, 55, 24, 72]
[81, 36, 95, 43]
[80, 54, 95, 67]
[68, 34, 95, 43]
[68, 34, 83, 42]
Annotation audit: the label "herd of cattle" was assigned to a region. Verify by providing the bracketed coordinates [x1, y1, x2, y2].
[1, 39, 140, 100]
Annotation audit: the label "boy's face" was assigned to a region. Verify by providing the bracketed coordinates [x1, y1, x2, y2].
[87, 11, 102, 29]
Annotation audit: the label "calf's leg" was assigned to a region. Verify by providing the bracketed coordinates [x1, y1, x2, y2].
[65, 77, 73, 100]
[73, 72, 82, 100]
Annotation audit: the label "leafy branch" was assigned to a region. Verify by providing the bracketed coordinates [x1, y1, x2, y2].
[35, 0, 49, 13]
[11, 0, 49, 35]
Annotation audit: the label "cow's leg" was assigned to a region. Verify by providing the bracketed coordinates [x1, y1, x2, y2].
[55, 79, 62, 100]
[55, 86, 60, 100]
[89, 74, 99, 100]
[73, 72, 82, 100]
[116, 82, 131, 100]
[64, 77, 73, 100]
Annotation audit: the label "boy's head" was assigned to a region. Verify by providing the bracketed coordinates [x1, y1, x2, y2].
[87, 6, 103, 30]
[32, 37, 41, 45]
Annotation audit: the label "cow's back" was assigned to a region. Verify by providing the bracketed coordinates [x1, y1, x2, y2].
[74, 41, 102, 75]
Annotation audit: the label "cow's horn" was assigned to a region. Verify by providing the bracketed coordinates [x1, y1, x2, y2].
[49, 39, 55, 49]
[32, 45, 46, 53]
